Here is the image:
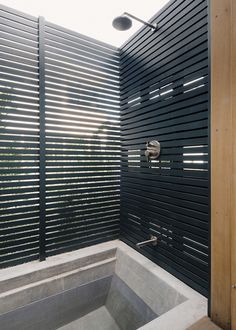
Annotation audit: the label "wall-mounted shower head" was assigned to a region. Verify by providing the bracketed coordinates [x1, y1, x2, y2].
[112, 16, 132, 31]
[112, 12, 157, 31]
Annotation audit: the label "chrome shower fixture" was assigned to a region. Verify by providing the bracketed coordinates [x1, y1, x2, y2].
[112, 12, 158, 31]
[145, 140, 161, 160]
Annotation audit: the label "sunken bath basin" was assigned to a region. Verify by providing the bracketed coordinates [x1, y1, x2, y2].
[0, 241, 207, 330]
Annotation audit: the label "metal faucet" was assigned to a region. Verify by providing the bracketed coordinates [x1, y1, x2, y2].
[136, 235, 158, 248]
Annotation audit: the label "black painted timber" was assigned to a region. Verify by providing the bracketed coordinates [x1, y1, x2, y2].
[0, 4, 120, 267]
[119, 0, 209, 297]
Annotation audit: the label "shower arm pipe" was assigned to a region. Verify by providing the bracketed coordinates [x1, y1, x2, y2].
[123, 12, 158, 30]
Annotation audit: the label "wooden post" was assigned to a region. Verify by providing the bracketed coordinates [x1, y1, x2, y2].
[231, 1, 236, 329]
[211, 0, 236, 329]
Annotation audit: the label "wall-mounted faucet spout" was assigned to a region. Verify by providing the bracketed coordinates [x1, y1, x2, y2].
[136, 235, 158, 248]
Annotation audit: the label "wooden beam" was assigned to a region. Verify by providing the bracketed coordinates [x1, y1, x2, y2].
[231, 1, 236, 329]
[211, 0, 236, 329]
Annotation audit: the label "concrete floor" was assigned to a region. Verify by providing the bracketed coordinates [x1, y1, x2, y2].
[57, 306, 120, 330]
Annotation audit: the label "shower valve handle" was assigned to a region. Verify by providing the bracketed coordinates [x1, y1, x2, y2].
[145, 140, 161, 160]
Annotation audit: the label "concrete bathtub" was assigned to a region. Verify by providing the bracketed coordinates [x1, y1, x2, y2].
[0, 240, 207, 330]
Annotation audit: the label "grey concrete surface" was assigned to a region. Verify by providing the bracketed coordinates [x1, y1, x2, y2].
[115, 242, 208, 330]
[115, 248, 186, 316]
[0, 248, 116, 294]
[0, 240, 208, 330]
[0, 276, 112, 330]
[57, 306, 120, 330]
[106, 275, 157, 330]
[0, 257, 115, 315]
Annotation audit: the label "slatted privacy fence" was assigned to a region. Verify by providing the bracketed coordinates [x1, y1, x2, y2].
[0, 6, 40, 267]
[0, 0, 209, 299]
[44, 20, 120, 256]
[120, 0, 210, 297]
[0, 5, 120, 267]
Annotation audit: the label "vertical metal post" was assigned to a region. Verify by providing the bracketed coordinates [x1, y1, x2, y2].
[38, 16, 46, 261]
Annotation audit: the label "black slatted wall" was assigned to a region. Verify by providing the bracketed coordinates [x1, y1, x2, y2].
[0, 7, 40, 267]
[0, 5, 120, 266]
[44, 22, 120, 256]
[120, 0, 210, 296]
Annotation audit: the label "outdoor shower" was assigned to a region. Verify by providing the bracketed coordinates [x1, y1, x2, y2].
[0, 0, 209, 300]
